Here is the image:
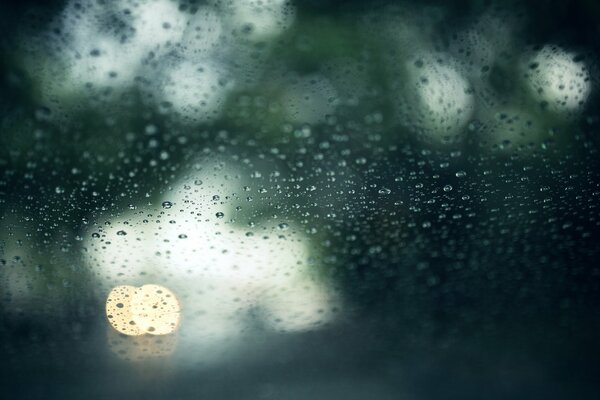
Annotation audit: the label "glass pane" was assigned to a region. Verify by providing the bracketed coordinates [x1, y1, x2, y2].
[1, 1, 599, 398]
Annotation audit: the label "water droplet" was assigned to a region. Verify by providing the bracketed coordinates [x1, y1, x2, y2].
[455, 171, 467, 178]
[162, 201, 173, 209]
[443, 185, 453, 192]
[178, 234, 188, 239]
[216, 212, 224, 218]
[116, 230, 127, 236]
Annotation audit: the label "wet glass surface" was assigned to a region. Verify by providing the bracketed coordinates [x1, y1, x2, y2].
[1, 1, 600, 399]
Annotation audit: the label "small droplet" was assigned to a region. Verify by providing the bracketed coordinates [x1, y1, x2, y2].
[178, 234, 188, 239]
[443, 185, 453, 192]
[116, 230, 127, 236]
[162, 201, 173, 209]
[216, 212, 224, 219]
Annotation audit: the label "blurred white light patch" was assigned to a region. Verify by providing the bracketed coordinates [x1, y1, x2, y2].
[67, 35, 144, 88]
[223, 0, 296, 42]
[282, 75, 339, 125]
[106, 284, 181, 336]
[157, 60, 234, 123]
[83, 162, 341, 363]
[38, 0, 188, 96]
[121, 0, 189, 49]
[180, 6, 224, 60]
[54, 1, 146, 90]
[399, 54, 475, 143]
[524, 45, 591, 113]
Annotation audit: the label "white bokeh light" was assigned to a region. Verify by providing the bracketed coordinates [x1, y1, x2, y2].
[180, 6, 224, 60]
[399, 53, 475, 143]
[157, 60, 233, 123]
[124, 0, 189, 50]
[524, 45, 591, 113]
[67, 34, 144, 88]
[83, 161, 340, 363]
[223, 0, 296, 42]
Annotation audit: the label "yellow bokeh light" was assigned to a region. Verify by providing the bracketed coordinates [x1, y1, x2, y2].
[106, 284, 181, 336]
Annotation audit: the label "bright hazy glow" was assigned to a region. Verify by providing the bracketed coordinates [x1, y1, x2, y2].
[180, 7, 224, 59]
[126, 0, 188, 49]
[30, 0, 234, 117]
[159, 61, 232, 122]
[85, 162, 340, 362]
[525, 45, 591, 112]
[59, 1, 145, 88]
[106, 284, 181, 336]
[226, 0, 295, 42]
[404, 54, 475, 140]
[67, 35, 144, 88]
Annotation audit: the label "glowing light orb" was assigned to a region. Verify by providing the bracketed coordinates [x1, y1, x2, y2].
[524, 45, 591, 113]
[106, 284, 181, 336]
[398, 53, 474, 143]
